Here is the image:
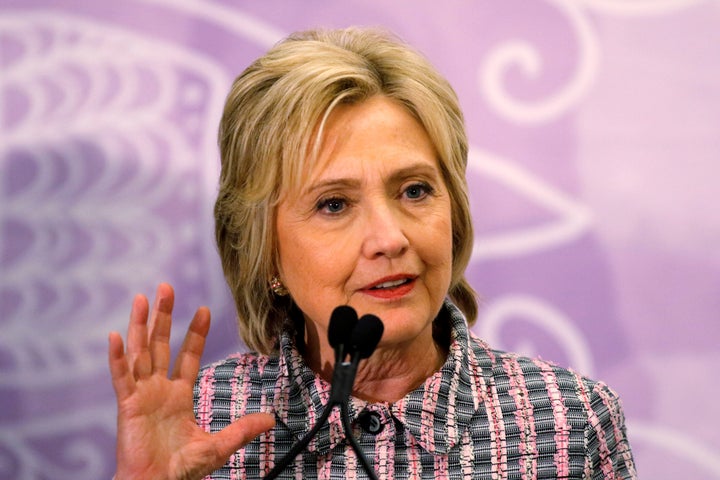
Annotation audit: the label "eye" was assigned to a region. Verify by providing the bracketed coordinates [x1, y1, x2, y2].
[316, 196, 347, 215]
[403, 182, 433, 200]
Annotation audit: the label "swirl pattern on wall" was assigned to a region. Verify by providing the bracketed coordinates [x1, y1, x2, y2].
[1, 12, 229, 478]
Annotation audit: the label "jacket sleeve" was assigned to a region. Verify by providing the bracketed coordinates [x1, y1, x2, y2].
[585, 381, 638, 479]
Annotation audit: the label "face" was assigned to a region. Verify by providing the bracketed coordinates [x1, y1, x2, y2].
[275, 96, 453, 362]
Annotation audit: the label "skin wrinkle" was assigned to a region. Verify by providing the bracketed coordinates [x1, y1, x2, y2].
[352, 336, 446, 403]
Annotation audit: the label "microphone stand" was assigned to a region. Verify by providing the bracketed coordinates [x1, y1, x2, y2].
[263, 317, 381, 480]
[340, 395, 378, 479]
[333, 354, 379, 480]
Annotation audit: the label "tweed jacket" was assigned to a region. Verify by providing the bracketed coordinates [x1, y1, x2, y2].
[194, 300, 637, 479]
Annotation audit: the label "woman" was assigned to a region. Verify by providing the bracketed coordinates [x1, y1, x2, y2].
[108, 27, 637, 479]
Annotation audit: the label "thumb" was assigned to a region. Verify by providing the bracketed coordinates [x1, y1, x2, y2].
[213, 412, 276, 459]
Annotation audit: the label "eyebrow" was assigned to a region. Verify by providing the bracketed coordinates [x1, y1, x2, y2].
[305, 162, 441, 195]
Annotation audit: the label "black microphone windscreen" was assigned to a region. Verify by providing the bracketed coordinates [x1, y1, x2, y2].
[351, 314, 384, 359]
[328, 305, 358, 349]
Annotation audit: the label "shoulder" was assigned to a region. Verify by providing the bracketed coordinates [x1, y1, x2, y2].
[197, 351, 279, 380]
[461, 325, 636, 476]
[466, 331, 624, 416]
[194, 351, 281, 428]
[195, 351, 281, 396]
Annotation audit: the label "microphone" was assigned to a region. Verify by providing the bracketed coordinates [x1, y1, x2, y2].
[329, 313, 383, 405]
[327, 305, 357, 363]
[352, 314, 383, 358]
[263, 306, 383, 480]
[337, 314, 383, 480]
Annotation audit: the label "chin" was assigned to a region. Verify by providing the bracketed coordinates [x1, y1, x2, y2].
[370, 308, 435, 345]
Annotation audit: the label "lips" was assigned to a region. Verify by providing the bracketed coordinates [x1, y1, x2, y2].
[369, 278, 410, 289]
[361, 275, 416, 299]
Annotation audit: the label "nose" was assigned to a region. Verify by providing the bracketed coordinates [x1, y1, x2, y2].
[360, 201, 409, 259]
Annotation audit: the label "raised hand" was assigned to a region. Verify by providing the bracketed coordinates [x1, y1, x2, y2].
[108, 283, 275, 480]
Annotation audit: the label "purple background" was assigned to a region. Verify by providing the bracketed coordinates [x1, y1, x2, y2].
[1, 1, 719, 478]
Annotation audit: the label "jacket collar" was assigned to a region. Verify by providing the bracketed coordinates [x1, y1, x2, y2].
[271, 300, 491, 456]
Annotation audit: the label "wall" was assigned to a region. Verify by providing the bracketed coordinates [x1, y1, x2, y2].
[1, 1, 719, 478]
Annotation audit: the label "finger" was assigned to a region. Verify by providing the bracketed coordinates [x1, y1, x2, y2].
[148, 283, 174, 375]
[126, 294, 151, 379]
[108, 332, 135, 401]
[171, 306, 211, 382]
[212, 413, 276, 461]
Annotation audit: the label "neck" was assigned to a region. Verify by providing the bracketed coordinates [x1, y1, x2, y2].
[303, 325, 447, 404]
[351, 341, 446, 403]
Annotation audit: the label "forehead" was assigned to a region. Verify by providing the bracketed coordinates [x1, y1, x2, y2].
[294, 96, 440, 190]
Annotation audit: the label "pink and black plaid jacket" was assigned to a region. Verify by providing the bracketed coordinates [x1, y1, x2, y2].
[194, 300, 637, 479]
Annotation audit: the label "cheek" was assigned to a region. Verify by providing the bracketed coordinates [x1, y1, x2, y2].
[279, 236, 314, 283]
[424, 208, 453, 259]
[277, 221, 311, 288]
[421, 209, 454, 286]
[278, 228, 351, 291]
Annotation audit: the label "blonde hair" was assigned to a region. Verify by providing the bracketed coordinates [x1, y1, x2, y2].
[215, 27, 477, 354]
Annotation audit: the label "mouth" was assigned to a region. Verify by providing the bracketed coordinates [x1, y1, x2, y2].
[368, 278, 412, 290]
[361, 275, 416, 299]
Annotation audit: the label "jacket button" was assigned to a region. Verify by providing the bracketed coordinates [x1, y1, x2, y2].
[358, 410, 384, 435]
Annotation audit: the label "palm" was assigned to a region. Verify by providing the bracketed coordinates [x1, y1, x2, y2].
[108, 284, 275, 480]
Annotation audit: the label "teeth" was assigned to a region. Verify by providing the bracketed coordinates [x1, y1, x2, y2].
[372, 278, 408, 289]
